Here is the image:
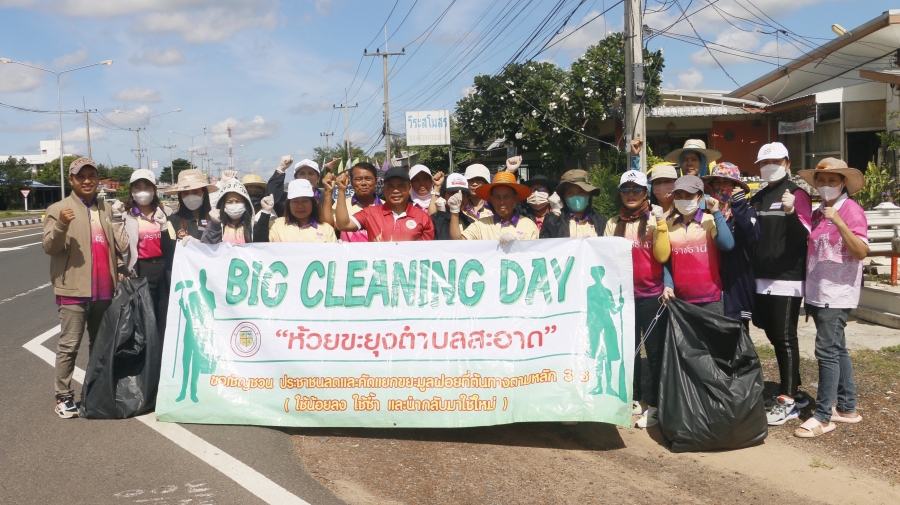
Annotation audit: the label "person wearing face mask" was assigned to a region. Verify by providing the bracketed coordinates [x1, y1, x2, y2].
[430, 173, 475, 240]
[661, 175, 735, 315]
[240, 173, 269, 221]
[604, 170, 671, 428]
[748, 142, 814, 421]
[539, 169, 608, 238]
[269, 179, 337, 243]
[461, 164, 495, 224]
[702, 163, 760, 327]
[201, 179, 263, 245]
[448, 171, 537, 242]
[663, 139, 721, 177]
[162, 169, 218, 254]
[792, 158, 867, 438]
[407, 164, 443, 213]
[122, 169, 172, 339]
[324, 162, 383, 242]
[517, 174, 563, 232]
[648, 163, 677, 219]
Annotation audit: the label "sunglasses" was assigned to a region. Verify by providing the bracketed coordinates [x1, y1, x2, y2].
[619, 186, 646, 194]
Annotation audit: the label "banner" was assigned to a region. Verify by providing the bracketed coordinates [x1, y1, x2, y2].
[778, 117, 815, 135]
[405, 110, 451, 146]
[156, 238, 636, 428]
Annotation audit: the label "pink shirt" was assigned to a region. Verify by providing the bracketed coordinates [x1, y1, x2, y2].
[805, 195, 868, 309]
[668, 211, 721, 304]
[605, 217, 663, 298]
[136, 214, 162, 259]
[57, 204, 114, 305]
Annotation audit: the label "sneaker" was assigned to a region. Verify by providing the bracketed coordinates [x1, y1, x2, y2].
[636, 407, 658, 428]
[793, 392, 810, 410]
[55, 397, 78, 419]
[766, 396, 799, 425]
[764, 395, 777, 411]
[632, 400, 647, 415]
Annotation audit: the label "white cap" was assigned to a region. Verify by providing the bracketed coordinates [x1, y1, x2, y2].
[130, 168, 157, 185]
[293, 159, 320, 175]
[619, 170, 647, 187]
[408, 164, 431, 181]
[755, 142, 789, 164]
[445, 173, 469, 192]
[287, 179, 315, 199]
[464, 164, 491, 182]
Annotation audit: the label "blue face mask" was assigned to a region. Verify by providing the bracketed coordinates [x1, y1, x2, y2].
[566, 195, 589, 212]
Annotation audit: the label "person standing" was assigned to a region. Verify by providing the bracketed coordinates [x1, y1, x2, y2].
[749, 142, 813, 425]
[793, 158, 867, 438]
[461, 164, 494, 223]
[649, 163, 678, 219]
[431, 173, 475, 240]
[407, 164, 443, 213]
[43, 158, 129, 418]
[448, 171, 538, 242]
[269, 179, 337, 243]
[201, 179, 265, 245]
[540, 169, 608, 238]
[335, 167, 434, 242]
[324, 161, 383, 242]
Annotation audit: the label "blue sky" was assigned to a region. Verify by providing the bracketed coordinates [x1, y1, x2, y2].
[0, 0, 894, 178]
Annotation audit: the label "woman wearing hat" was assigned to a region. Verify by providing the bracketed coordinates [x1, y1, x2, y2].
[431, 173, 475, 240]
[448, 171, 537, 241]
[269, 179, 337, 243]
[407, 164, 443, 213]
[240, 173, 269, 220]
[604, 169, 671, 428]
[649, 162, 678, 219]
[517, 174, 564, 232]
[703, 163, 760, 325]
[162, 169, 218, 255]
[539, 169, 608, 238]
[122, 168, 172, 338]
[461, 164, 495, 224]
[662, 175, 735, 314]
[201, 179, 264, 245]
[792, 158, 867, 438]
[664, 139, 721, 177]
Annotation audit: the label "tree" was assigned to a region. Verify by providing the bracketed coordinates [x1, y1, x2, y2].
[388, 118, 475, 172]
[107, 165, 134, 186]
[34, 154, 82, 193]
[0, 157, 32, 210]
[311, 145, 369, 171]
[160, 158, 195, 185]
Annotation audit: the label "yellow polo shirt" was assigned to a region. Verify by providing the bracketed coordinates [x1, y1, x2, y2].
[462, 213, 539, 240]
[269, 218, 337, 243]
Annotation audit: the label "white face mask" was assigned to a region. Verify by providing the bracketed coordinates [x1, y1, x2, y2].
[674, 198, 699, 215]
[759, 163, 787, 183]
[181, 194, 203, 210]
[224, 203, 246, 220]
[527, 191, 549, 209]
[816, 184, 843, 202]
[132, 190, 153, 206]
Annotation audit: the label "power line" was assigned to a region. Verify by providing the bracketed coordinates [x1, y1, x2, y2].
[673, 0, 742, 89]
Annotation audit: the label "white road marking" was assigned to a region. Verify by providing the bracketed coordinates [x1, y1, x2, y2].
[0, 282, 52, 306]
[0, 241, 41, 252]
[0, 231, 42, 242]
[23, 327, 310, 505]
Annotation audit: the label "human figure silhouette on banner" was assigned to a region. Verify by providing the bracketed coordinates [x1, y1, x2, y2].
[586, 266, 626, 401]
[175, 269, 217, 403]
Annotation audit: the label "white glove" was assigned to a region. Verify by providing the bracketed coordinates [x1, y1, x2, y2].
[153, 206, 168, 227]
[498, 232, 517, 246]
[505, 155, 522, 174]
[782, 189, 795, 215]
[276, 155, 293, 174]
[447, 192, 463, 214]
[180, 235, 198, 247]
[651, 204, 665, 223]
[221, 170, 237, 182]
[209, 208, 221, 224]
[548, 192, 563, 214]
[260, 194, 275, 215]
[435, 197, 447, 212]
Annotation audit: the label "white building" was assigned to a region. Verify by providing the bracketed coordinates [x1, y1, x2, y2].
[1, 140, 70, 172]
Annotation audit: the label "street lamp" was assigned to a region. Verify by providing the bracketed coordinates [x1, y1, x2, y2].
[115, 109, 182, 171]
[0, 58, 112, 200]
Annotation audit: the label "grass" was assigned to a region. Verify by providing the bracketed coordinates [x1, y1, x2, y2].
[882, 345, 900, 354]
[851, 349, 900, 381]
[754, 344, 776, 360]
[0, 210, 33, 219]
[809, 458, 835, 470]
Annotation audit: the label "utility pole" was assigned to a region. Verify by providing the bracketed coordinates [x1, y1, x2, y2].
[365, 30, 406, 163]
[320, 131, 334, 166]
[625, 0, 646, 172]
[213, 162, 226, 178]
[333, 89, 358, 164]
[130, 128, 145, 169]
[78, 100, 97, 160]
[227, 126, 234, 171]
[160, 140, 176, 185]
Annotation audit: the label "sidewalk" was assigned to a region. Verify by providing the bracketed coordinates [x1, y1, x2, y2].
[749, 308, 900, 357]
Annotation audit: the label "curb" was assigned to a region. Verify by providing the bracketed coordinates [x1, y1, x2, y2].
[0, 218, 44, 228]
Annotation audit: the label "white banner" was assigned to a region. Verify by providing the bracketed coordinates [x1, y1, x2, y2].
[405, 110, 451, 146]
[778, 117, 815, 135]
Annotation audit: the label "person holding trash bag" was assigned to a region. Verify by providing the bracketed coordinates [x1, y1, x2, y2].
[792, 158, 867, 438]
[703, 162, 760, 326]
[43, 157, 129, 418]
[448, 171, 538, 242]
[539, 169, 608, 238]
[201, 179, 266, 245]
[336, 166, 434, 242]
[661, 175, 735, 315]
[268, 179, 337, 243]
[122, 168, 171, 339]
[604, 169, 671, 428]
[162, 169, 217, 251]
[431, 173, 475, 240]
[749, 142, 813, 423]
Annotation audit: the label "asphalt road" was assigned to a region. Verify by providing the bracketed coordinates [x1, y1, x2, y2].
[0, 224, 344, 505]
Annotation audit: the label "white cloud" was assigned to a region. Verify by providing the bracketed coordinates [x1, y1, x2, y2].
[52, 46, 88, 69]
[676, 68, 704, 90]
[348, 131, 369, 145]
[461, 87, 475, 98]
[0, 62, 44, 92]
[312, 0, 333, 15]
[129, 47, 186, 66]
[758, 39, 803, 61]
[106, 105, 156, 126]
[62, 126, 107, 142]
[545, 11, 613, 58]
[1, 120, 58, 133]
[296, 149, 308, 155]
[131, 7, 278, 44]
[323, 60, 352, 73]
[210, 116, 281, 144]
[57, 0, 226, 17]
[287, 100, 331, 115]
[114, 87, 162, 102]
[691, 31, 760, 67]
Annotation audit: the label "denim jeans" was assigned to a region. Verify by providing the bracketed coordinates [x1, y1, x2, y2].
[807, 305, 857, 424]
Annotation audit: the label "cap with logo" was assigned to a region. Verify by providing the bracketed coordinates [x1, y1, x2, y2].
[130, 168, 157, 185]
[442, 173, 470, 193]
[619, 170, 648, 188]
[287, 179, 316, 199]
[755, 142, 790, 164]
[69, 157, 97, 175]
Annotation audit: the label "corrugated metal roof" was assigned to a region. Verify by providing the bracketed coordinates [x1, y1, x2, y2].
[648, 105, 756, 117]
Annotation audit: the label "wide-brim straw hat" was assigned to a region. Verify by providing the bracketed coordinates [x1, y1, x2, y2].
[648, 162, 678, 181]
[702, 162, 750, 192]
[664, 139, 722, 164]
[798, 157, 865, 196]
[163, 169, 218, 194]
[240, 173, 268, 190]
[556, 169, 600, 196]
[475, 171, 532, 203]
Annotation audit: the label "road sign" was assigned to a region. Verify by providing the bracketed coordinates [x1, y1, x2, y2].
[20, 189, 30, 198]
[151, 160, 159, 170]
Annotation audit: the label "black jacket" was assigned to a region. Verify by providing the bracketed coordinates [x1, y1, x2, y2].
[431, 210, 474, 240]
[539, 211, 607, 239]
[720, 191, 761, 320]
[749, 178, 809, 281]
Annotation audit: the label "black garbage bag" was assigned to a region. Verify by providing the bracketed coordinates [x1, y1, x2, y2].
[658, 299, 767, 452]
[80, 278, 162, 419]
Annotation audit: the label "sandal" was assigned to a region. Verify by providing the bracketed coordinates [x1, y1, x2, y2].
[793, 417, 836, 438]
[831, 407, 862, 424]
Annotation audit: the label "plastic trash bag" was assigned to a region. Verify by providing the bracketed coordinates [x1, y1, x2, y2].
[658, 299, 767, 452]
[80, 277, 162, 419]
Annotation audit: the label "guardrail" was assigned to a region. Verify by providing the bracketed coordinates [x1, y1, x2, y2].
[865, 207, 900, 286]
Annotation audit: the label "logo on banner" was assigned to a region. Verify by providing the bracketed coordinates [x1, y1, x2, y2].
[231, 322, 261, 357]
